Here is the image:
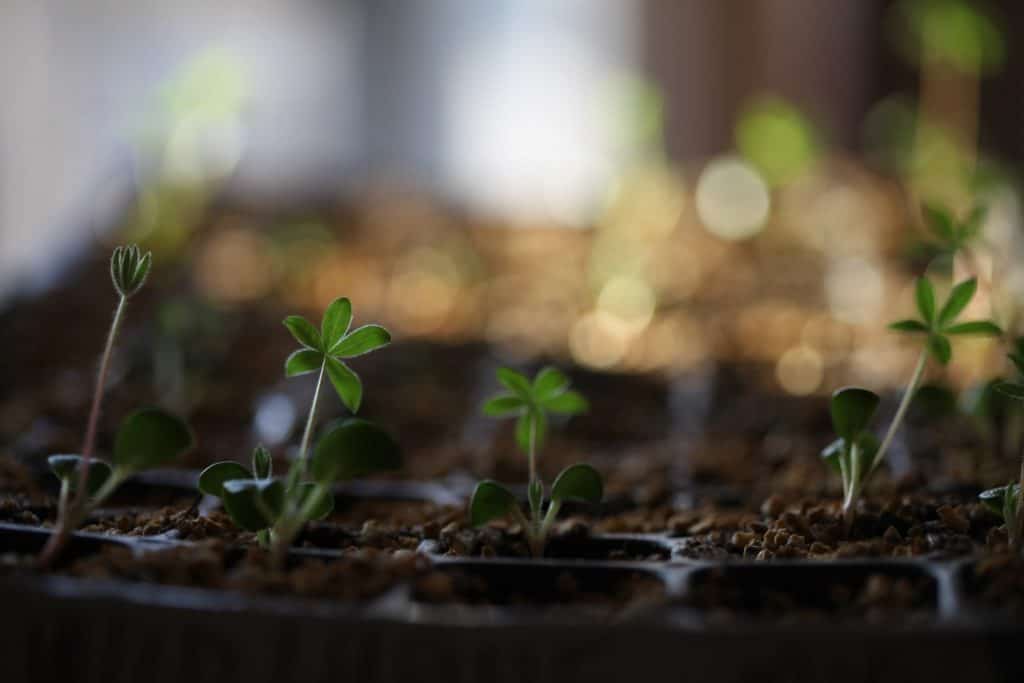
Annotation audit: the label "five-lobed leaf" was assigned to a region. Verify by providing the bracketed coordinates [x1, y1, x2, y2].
[110, 245, 152, 298]
[468, 480, 518, 526]
[550, 463, 603, 504]
[198, 461, 251, 497]
[311, 418, 401, 483]
[113, 409, 193, 471]
[829, 387, 879, 441]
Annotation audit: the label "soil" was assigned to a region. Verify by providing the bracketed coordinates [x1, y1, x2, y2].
[963, 554, 1024, 617]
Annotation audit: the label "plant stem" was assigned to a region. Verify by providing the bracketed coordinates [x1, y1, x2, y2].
[844, 348, 929, 517]
[37, 468, 126, 569]
[297, 360, 327, 475]
[39, 296, 127, 568]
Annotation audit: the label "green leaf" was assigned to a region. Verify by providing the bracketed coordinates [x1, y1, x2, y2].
[113, 409, 193, 471]
[469, 480, 518, 526]
[285, 349, 323, 377]
[311, 418, 401, 483]
[829, 387, 880, 441]
[332, 325, 391, 358]
[293, 482, 335, 521]
[959, 205, 987, 242]
[927, 333, 952, 365]
[497, 367, 532, 399]
[252, 446, 272, 479]
[943, 321, 1002, 336]
[325, 357, 363, 413]
[889, 319, 929, 333]
[937, 278, 977, 328]
[221, 479, 285, 532]
[915, 277, 936, 325]
[283, 315, 322, 351]
[853, 431, 880, 474]
[1009, 351, 1024, 377]
[320, 297, 353, 351]
[532, 367, 569, 401]
[550, 463, 603, 504]
[47, 455, 112, 495]
[543, 390, 589, 415]
[979, 485, 1009, 515]
[198, 461, 251, 497]
[481, 394, 525, 417]
[923, 203, 956, 243]
[819, 438, 845, 475]
[995, 381, 1024, 401]
[515, 410, 547, 453]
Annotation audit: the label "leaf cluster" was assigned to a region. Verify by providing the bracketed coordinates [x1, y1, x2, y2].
[889, 277, 1001, 364]
[198, 419, 400, 533]
[110, 245, 152, 298]
[922, 203, 986, 258]
[482, 367, 589, 454]
[284, 297, 391, 413]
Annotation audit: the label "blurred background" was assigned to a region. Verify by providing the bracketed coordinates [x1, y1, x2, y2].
[4, 0, 1024, 497]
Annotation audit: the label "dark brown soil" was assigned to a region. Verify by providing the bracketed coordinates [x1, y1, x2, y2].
[963, 555, 1024, 617]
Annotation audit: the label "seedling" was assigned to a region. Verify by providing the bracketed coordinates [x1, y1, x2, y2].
[469, 367, 602, 557]
[39, 246, 194, 566]
[979, 350, 1024, 554]
[920, 203, 987, 271]
[823, 275, 1000, 519]
[198, 298, 399, 565]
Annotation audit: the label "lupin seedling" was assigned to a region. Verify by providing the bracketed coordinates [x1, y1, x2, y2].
[822, 274, 1000, 520]
[198, 298, 400, 566]
[979, 350, 1024, 555]
[39, 246, 193, 567]
[470, 367, 602, 557]
[920, 203, 987, 271]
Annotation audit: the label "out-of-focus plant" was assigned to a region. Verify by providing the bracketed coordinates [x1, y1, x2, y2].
[198, 298, 399, 566]
[39, 246, 194, 567]
[979, 349, 1024, 555]
[823, 266, 1000, 520]
[469, 367, 602, 556]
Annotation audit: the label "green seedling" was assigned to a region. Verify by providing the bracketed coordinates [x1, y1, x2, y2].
[823, 275, 1000, 520]
[920, 203, 987, 270]
[469, 367, 602, 557]
[979, 350, 1024, 554]
[199, 298, 398, 565]
[39, 246, 194, 566]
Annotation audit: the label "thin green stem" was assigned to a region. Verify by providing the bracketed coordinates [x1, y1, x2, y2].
[297, 360, 327, 474]
[539, 500, 562, 542]
[72, 295, 127, 511]
[868, 349, 929, 479]
[37, 468, 126, 569]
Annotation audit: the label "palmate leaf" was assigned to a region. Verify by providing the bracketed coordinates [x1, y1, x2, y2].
[943, 321, 1002, 336]
[252, 446, 273, 479]
[497, 368, 532, 399]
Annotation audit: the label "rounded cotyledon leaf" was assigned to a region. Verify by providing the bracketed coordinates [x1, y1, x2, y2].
[221, 478, 285, 532]
[113, 409, 194, 471]
[550, 463, 603, 504]
[311, 418, 401, 483]
[469, 480, 518, 526]
[47, 455, 112, 495]
[829, 387, 880, 441]
[198, 461, 252, 497]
